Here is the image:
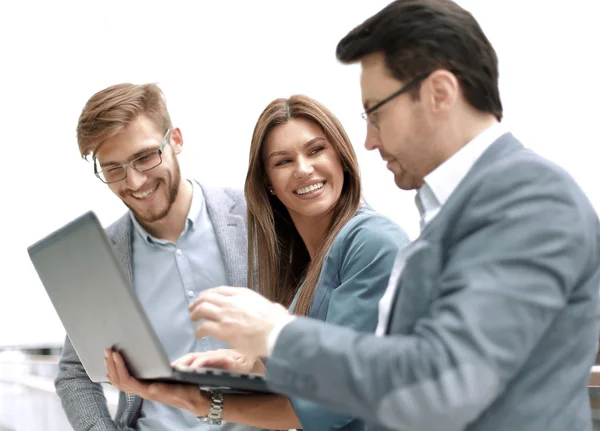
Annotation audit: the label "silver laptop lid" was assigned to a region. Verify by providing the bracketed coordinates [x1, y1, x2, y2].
[27, 211, 172, 382]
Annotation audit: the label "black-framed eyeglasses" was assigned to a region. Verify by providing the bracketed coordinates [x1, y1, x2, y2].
[94, 129, 171, 184]
[361, 72, 431, 129]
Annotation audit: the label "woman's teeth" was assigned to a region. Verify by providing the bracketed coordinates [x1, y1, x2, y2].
[295, 182, 324, 195]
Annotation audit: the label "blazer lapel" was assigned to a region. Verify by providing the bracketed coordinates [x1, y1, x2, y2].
[419, 132, 524, 238]
[107, 214, 134, 283]
[385, 239, 442, 334]
[200, 183, 248, 287]
[384, 133, 525, 334]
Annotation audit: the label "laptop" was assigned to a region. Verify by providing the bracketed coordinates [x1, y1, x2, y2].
[27, 210, 272, 394]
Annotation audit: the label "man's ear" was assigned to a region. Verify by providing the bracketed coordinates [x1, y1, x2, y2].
[424, 69, 459, 118]
[169, 127, 184, 155]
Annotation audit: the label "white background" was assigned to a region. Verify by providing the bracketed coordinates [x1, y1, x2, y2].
[0, 0, 598, 348]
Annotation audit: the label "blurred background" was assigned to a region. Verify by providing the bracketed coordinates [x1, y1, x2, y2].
[1, 0, 599, 429]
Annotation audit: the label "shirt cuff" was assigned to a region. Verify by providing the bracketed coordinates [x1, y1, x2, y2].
[267, 315, 296, 357]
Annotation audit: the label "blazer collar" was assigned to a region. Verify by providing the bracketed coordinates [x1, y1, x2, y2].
[419, 133, 524, 237]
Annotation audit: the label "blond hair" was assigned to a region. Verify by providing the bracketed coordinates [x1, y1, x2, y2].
[245, 95, 361, 316]
[76, 83, 172, 158]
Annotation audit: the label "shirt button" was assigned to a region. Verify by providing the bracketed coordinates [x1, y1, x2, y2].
[176, 249, 182, 256]
[187, 290, 195, 298]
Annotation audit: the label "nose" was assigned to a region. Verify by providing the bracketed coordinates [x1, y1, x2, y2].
[124, 166, 148, 190]
[293, 156, 315, 178]
[364, 126, 381, 151]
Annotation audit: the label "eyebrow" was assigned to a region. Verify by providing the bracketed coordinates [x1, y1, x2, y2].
[98, 146, 158, 168]
[267, 137, 326, 160]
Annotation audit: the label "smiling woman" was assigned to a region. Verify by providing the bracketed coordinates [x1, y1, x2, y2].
[245, 95, 363, 316]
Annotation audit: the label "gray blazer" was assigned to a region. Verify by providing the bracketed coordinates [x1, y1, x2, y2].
[264, 133, 600, 431]
[54, 184, 257, 431]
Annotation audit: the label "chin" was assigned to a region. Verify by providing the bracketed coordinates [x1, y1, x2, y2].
[394, 173, 418, 191]
[132, 208, 169, 223]
[128, 199, 171, 223]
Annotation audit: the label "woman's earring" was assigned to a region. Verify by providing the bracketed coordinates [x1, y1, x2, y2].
[268, 187, 275, 195]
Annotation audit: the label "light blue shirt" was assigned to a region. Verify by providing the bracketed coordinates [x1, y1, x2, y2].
[131, 180, 228, 431]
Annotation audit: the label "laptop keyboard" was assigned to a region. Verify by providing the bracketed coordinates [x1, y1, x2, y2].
[172, 364, 265, 380]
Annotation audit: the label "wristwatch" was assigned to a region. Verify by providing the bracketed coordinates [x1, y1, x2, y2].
[199, 390, 224, 425]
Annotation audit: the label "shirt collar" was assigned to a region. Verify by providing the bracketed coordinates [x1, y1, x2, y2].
[415, 183, 438, 221]
[186, 179, 203, 230]
[421, 122, 508, 212]
[130, 179, 203, 245]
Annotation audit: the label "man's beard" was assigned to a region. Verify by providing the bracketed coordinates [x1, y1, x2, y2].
[125, 164, 181, 223]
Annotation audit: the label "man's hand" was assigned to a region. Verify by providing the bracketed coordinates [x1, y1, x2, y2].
[172, 349, 264, 374]
[189, 286, 291, 358]
[104, 349, 210, 416]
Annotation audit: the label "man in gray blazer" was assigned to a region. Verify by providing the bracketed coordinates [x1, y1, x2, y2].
[185, 1, 600, 430]
[57, 83, 260, 431]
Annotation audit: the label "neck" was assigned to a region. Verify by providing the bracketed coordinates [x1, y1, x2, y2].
[138, 179, 193, 243]
[440, 111, 499, 163]
[291, 212, 333, 261]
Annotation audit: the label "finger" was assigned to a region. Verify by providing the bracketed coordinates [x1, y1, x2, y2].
[211, 285, 246, 296]
[192, 287, 242, 309]
[171, 350, 229, 367]
[189, 290, 224, 311]
[195, 320, 228, 342]
[112, 352, 153, 395]
[189, 300, 222, 323]
[171, 353, 198, 367]
[104, 349, 119, 385]
[189, 291, 233, 311]
[112, 351, 131, 380]
[191, 356, 233, 370]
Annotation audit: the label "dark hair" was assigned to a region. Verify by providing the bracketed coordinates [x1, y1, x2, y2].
[336, 0, 502, 121]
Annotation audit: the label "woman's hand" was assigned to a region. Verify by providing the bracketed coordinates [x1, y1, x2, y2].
[104, 349, 211, 416]
[172, 349, 265, 374]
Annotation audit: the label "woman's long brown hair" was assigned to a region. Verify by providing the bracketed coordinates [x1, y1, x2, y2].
[245, 95, 361, 316]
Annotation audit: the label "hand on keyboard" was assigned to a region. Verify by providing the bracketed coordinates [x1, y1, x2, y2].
[172, 349, 265, 375]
